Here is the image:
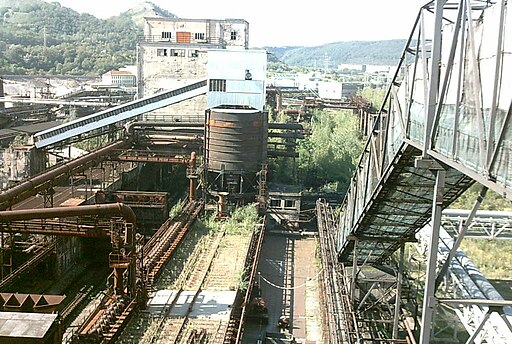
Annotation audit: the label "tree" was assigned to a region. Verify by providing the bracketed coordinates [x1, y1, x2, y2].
[297, 109, 363, 192]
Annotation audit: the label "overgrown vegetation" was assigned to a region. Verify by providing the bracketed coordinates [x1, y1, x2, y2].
[359, 86, 387, 110]
[296, 109, 363, 192]
[204, 204, 261, 236]
[450, 183, 512, 211]
[168, 198, 186, 219]
[459, 239, 512, 280]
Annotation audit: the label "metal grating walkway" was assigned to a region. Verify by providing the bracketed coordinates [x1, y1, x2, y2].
[336, 1, 512, 265]
[338, 144, 473, 264]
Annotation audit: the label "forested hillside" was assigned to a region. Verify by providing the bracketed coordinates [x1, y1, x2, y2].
[0, 0, 174, 75]
[267, 40, 406, 67]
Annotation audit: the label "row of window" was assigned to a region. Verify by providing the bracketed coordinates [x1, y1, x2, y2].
[156, 48, 199, 58]
[270, 199, 297, 209]
[209, 79, 226, 92]
[160, 31, 238, 40]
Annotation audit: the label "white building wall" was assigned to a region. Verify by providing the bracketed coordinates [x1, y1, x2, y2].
[138, 18, 249, 120]
[318, 81, 343, 100]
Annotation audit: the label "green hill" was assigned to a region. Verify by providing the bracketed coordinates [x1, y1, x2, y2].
[0, 0, 175, 75]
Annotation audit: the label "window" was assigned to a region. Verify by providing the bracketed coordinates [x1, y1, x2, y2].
[161, 31, 172, 39]
[284, 200, 295, 209]
[188, 49, 199, 58]
[270, 199, 281, 208]
[170, 49, 185, 57]
[194, 32, 205, 40]
[157, 48, 167, 57]
[209, 79, 226, 92]
[230, 31, 237, 40]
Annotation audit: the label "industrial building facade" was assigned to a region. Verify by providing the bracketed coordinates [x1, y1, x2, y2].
[137, 18, 249, 120]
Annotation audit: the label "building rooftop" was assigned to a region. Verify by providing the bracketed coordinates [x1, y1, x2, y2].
[12, 121, 62, 135]
[103, 70, 135, 76]
[0, 312, 58, 338]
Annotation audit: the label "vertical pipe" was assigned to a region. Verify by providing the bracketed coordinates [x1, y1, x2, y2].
[420, 169, 445, 344]
[189, 152, 196, 201]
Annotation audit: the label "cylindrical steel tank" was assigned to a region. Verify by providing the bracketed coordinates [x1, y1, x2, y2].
[205, 108, 266, 173]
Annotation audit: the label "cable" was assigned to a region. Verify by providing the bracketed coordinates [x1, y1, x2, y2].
[257, 268, 324, 290]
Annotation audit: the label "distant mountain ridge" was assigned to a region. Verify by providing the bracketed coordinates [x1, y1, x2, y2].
[267, 40, 407, 68]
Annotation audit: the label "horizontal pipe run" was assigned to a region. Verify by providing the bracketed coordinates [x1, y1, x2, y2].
[0, 202, 136, 225]
[125, 121, 204, 136]
[268, 123, 304, 130]
[0, 139, 130, 210]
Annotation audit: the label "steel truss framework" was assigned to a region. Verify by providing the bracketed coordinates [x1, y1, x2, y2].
[442, 209, 512, 239]
[416, 223, 512, 343]
[332, 0, 512, 343]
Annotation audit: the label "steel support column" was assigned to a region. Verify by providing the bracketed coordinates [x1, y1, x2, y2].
[420, 168, 445, 344]
[434, 186, 487, 290]
[423, 0, 446, 157]
[351, 238, 359, 301]
[393, 244, 405, 339]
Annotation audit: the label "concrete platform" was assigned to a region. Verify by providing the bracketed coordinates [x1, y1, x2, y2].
[242, 231, 323, 343]
[148, 290, 236, 321]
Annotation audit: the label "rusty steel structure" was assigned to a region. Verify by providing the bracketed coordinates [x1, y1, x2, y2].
[0, 203, 138, 295]
[230, 216, 266, 343]
[143, 199, 204, 292]
[0, 139, 131, 210]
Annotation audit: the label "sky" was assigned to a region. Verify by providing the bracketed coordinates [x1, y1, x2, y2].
[50, 0, 430, 47]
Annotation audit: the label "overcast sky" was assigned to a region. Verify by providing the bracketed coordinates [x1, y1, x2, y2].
[50, 0, 429, 47]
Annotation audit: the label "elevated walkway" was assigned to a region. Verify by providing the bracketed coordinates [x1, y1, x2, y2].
[33, 79, 207, 148]
[336, 1, 512, 265]
[338, 142, 472, 264]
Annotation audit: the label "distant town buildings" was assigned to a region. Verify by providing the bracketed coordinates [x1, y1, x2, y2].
[337, 63, 397, 75]
[268, 73, 363, 100]
[101, 69, 136, 87]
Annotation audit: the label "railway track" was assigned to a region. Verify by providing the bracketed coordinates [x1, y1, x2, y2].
[143, 227, 226, 343]
[316, 199, 359, 344]
[67, 199, 204, 343]
[144, 199, 204, 292]
[115, 203, 264, 344]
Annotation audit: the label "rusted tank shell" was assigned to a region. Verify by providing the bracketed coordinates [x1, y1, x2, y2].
[206, 108, 265, 173]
